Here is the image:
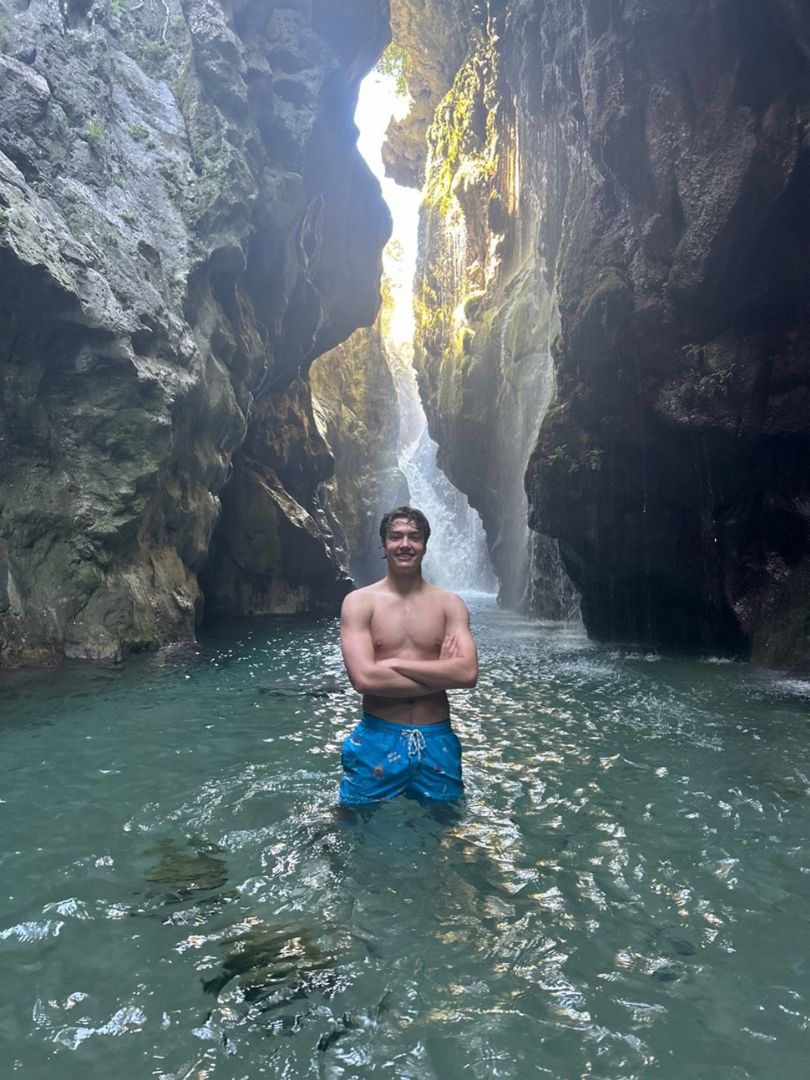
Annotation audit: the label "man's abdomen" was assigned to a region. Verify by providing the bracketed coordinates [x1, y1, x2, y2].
[361, 690, 450, 725]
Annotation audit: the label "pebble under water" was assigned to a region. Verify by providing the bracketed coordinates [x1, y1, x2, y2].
[0, 597, 808, 1079]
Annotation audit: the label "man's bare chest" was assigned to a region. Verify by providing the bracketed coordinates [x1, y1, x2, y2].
[370, 600, 446, 656]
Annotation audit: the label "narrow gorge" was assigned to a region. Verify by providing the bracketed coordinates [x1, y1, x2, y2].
[1, 0, 809, 672]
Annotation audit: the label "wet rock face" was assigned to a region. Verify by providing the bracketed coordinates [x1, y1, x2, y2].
[392, 0, 810, 667]
[199, 376, 354, 617]
[310, 316, 409, 586]
[400, 4, 578, 614]
[0, 0, 390, 665]
[521, 0, 810, 667]
[383, 0, 472, 187]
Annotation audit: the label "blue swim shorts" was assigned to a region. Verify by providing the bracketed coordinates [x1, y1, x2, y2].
[339, 713, 464, 806]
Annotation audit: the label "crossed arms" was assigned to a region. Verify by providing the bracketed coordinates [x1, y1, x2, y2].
[340, 591, 478, 698]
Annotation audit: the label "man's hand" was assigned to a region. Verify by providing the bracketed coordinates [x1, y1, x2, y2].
[439, 633, 460, 660]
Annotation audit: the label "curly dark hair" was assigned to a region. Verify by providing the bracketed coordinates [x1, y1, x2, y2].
[379, 506, 431, 544]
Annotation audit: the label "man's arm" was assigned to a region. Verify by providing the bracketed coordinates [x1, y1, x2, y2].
[382, 594, 478, 690]
[340, 591, 437, 698]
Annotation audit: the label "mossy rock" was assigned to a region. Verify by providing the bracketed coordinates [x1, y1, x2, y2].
[144, 836, 228, 894]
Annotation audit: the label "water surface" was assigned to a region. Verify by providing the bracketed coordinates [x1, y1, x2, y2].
[1, 598, 808, 1078]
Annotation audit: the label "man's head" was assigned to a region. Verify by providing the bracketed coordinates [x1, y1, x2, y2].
[379, 506, 431, 546]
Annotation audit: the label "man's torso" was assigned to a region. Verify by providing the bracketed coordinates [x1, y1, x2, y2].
[363, 583, 451, 725]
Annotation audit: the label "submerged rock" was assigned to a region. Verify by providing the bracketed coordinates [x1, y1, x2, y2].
[203, 918, 340, 1003]
[144, 836, 229, 898]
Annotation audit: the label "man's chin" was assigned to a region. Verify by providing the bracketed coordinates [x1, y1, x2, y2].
[391, 557, 420, 570]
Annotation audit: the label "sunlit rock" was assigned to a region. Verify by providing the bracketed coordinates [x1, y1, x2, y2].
[0, 0, 390, 665]
[396, 18, 578, 615]
[310, 300, 408, 586]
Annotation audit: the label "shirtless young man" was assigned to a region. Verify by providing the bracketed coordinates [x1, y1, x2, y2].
[338, 506, 478, 806]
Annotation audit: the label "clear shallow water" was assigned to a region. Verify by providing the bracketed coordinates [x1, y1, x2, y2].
[0, 597, 808, 1079]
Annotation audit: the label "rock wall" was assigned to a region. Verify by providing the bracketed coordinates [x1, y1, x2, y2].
[390, 0, 810, 668]
[310, 300, 409, 586]
[0, 0, 391, 665]
[399, 3, 578, 614]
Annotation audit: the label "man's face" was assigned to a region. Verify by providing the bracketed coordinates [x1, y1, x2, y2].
[383, 517, 426, 571]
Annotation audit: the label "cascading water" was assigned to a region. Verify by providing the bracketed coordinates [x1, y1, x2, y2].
[355, 70, 495, 597]
[400, 426, 496, 593]
[392, 351, 496, 594]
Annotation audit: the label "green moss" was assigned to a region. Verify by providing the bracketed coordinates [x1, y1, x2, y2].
[83, 118, 105, 145]
[423, 42, 499, 217]
[681, 343, 740, 401]
[138, 36, 171, 77]
[0, 8, 15, 51]
[696, 368, 734, 397]
[546, 444, 571, 467]
[537, 404, 603, 476]
[120, 210, 137, 224]
[128, 123, 149, 142]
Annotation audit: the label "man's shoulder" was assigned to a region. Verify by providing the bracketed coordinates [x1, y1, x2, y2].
[341, 582, 385, 615]
[424, 583, 468, 612]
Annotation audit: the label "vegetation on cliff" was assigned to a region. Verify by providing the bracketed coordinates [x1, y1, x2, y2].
[388, 0, 810, 669]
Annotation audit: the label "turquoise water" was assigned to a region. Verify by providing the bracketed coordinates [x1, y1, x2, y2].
[0, 597, 808, 1078]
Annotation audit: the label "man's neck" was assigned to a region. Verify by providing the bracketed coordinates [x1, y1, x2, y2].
[384, 568, 424, 597]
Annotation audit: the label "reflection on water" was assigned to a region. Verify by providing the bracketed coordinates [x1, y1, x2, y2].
[0, 599, 808, 1078]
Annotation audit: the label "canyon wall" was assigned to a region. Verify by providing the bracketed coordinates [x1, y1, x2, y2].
[0, 0, 391, 664]
[4, 0, 809, 672]
[391, 0, 810, 668]
[310, 304, 409, 587]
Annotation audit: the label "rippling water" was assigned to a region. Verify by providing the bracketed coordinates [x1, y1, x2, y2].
[1, 597, 808, 1078]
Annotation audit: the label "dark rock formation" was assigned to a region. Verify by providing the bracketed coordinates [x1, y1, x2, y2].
[0, 0, 391, 665]
[390, 0, 810, 668]
[199, 376, 352, 616]
[310, 307, 409, 586]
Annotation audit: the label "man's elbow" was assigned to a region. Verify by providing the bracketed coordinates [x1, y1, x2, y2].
[459, 666, 478, 689]
[348, 671, 374, 694]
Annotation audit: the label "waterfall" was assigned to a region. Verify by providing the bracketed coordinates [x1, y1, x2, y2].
[392, 357, 496, 595]
[355, 71, 495, 596]
[400, 427, 497, 594]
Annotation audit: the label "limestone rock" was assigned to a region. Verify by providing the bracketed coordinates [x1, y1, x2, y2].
[393, 0, 810, 668]
[406, 21, 577, 615]
[382, 0, 473, 188]
[0, 0, 390, 666]
[310, 312, 409, 585]
[200, 376, 352, 616]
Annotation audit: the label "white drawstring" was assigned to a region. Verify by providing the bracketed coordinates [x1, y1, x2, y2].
[406, 729, 426, 759]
